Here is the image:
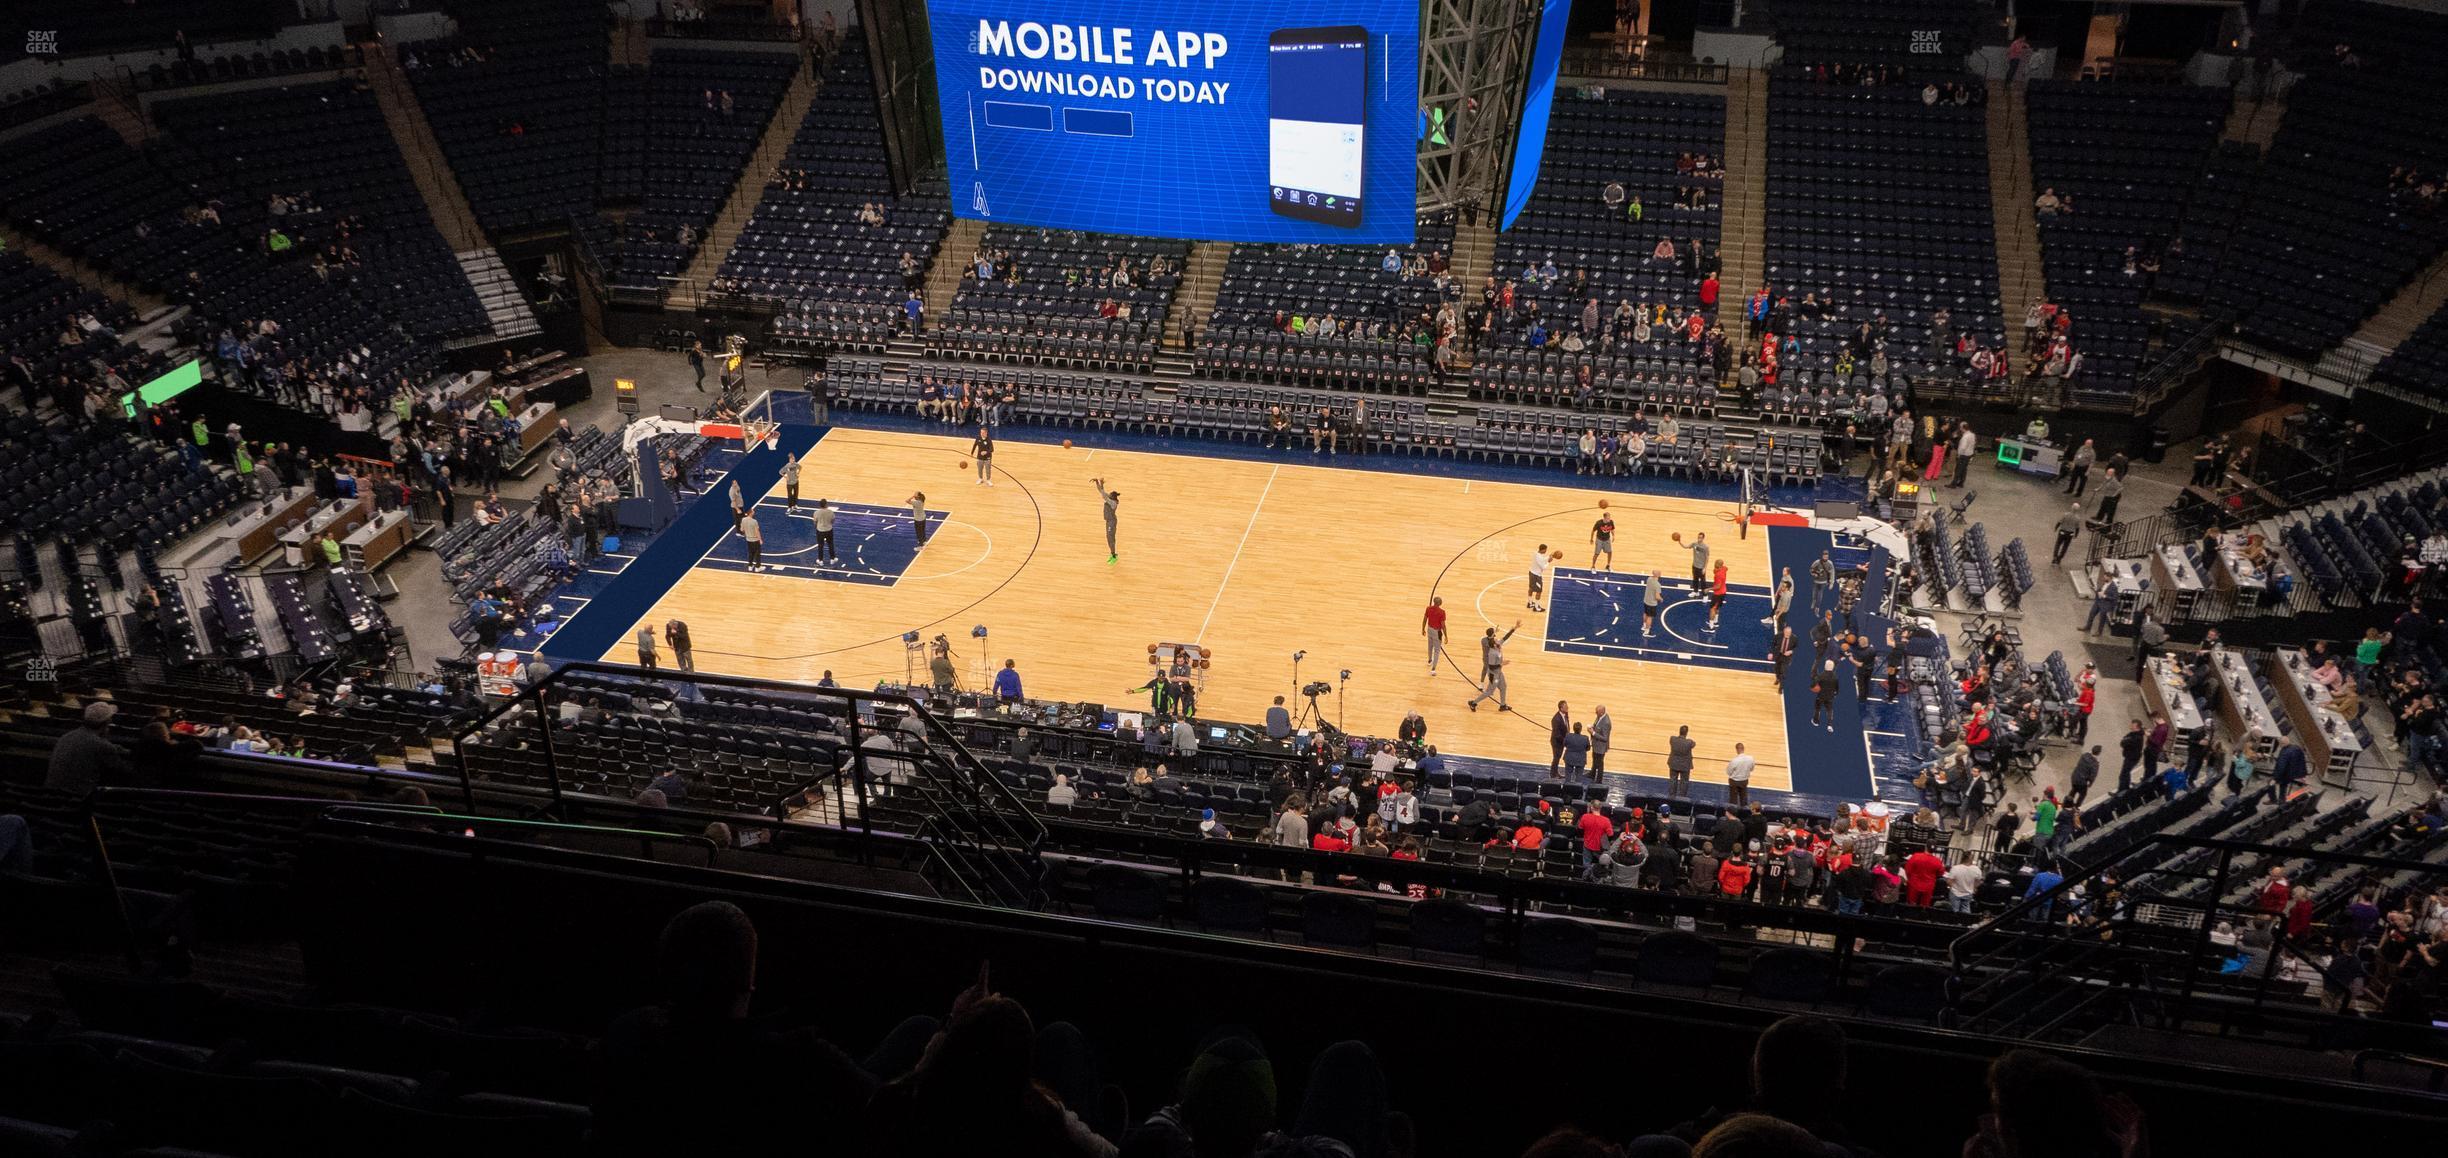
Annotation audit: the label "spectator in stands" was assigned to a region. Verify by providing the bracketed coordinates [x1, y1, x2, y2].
[1669, 1015, 1859, 1148]
[594, 901, 877, 1155]
[1045, 774, 1076, 809]
[1964, 1050, 2144, 1158]
[0, 812, 28, 874]
[45, 701, 127, 794]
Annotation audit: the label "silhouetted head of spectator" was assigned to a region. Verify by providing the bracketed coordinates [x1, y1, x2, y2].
[1984, 1050, 2127, 1158]
[1520, 1126, 1629, 1158]
[657, 900, 757, 1020]
[1693, 1113, 1823, 1158]
[1750, 1016, 1846, 1129]
[1179, 1034, 1278, 1158]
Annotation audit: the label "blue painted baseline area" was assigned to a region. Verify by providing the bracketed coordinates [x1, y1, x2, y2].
[699, 500, 943, 586]
[1543, 567, 1774, 674]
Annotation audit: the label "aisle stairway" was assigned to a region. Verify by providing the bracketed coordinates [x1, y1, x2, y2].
[361, 42, 483, 254]
[2220, 83, 2286, 155]
[923, 217, 987, 328]
[1984, 78, 2048, 355]
[1167, 241, 1232, 348]
[89, 74, 153, 146]
[0, 221, 167, 316]
[1717, 68, 1767, 340]
[456, 249, 543, 342]
[2314, 246, 2448, 385]
[668, 48, 820, 310]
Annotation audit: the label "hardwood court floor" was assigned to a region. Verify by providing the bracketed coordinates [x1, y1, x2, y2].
[595, 428, 1791, 788]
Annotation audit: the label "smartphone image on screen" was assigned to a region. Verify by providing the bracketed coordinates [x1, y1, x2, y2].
[1267, 26, 1368, 228]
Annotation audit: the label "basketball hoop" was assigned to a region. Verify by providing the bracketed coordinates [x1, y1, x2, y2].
[738, 419, 780, 451]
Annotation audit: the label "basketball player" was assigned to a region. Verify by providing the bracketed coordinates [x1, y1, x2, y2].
[1708, 559, 1728, 630]
[1466, 620, 1521, 712]
[1642, 570, 1664, 637]
[1590, 510, 1616, 570]
[728, 479, 745, 530]
[740, 509, 764, 571]
[1092, 476, 1120, 562]
[908, 491, 929, 547]
[783, 453, 800, 510]
[812, 498, 839, 565]
[1527, 544, 1551, 612]
[1688, 531, 1710, 591]
[971, 427, 995, 485]
[1422, 595, 1447, 674]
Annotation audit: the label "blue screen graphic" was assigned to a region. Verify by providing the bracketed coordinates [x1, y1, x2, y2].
[930, 1, 1419, 243]
[1499, 0, 1571, 231]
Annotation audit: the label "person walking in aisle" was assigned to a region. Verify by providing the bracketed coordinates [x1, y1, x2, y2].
[2066, 745, 2101, 809]
[2116, 719, 2146, 792]
[1590, 705, 1612, 775]
[1421, 595, 1447, 674]
[1527, 544, 1551, 612]
[812, 498, 839, 565]
[636, 623, 659, 670]
[1642, 569, 1664, 637]
[909, 491, 930, 548]
[2133, 606, 2164, 675]
[1724, 742, 1755, 806]
[1466, 621, 1521, 712]
[1548, 701, 1572, 778]
[1665, 725, 1696, 797]
[2051, 502, 2084, 564]
[1092, 477, 1120, 562]
[783, 453, 801, 510]
[688, 339, 707, 391]
[1590, 510, 1616, 570]
[740, 509, 764, 571]
[970, 427, 995, 486]
[2082, 581, 2119, 635]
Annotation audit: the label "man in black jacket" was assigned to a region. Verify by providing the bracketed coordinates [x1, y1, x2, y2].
[1713, 809, 1748, 859]
[2066, 745, 2101, 809]
[1549, 701, 1571, 778]
[2116, 719, 2146, 792]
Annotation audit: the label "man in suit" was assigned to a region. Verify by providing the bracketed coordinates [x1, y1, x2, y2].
[1666, 725, 1696, 797]
[1549, 701, 1572, 778]
[1590, 705, 1613, 775]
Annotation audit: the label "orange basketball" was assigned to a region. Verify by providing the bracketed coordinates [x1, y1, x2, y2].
[1598, 499, 1610, 509]
[1062, 439, 1074, 448]
[959, 459, 969, 470]
[1670, 531, 1683, 544]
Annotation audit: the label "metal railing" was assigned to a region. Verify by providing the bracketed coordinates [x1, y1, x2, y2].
[2085, 421, 2448, 565]
[1559, 50, 1730, 86]
[1944, 827, 2448, 1047]
[445, 660, 1049, 908]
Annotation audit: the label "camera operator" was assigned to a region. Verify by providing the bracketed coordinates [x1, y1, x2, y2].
[927, 634, 956, 693]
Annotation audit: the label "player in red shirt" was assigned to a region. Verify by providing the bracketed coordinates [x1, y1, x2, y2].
[1903, 848, 1948, 907]
[1422, 596, 1448, 675]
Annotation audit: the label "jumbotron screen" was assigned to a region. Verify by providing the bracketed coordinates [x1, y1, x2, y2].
[928, 0, 1421, 243]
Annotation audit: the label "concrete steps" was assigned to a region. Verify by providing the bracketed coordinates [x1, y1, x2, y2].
[2220, 87, 2285, 155]
[1718, 68, 1769, 341]
[924, 217, 987, 328]
[1167, 241, 1233, 349]
[669, 48, 820, 311]
[2327, 244, 2448, 372]
[456, 248, 542, 341]
[362, 42, 484, 254]
[0, 220, 168, 315]
[1984, 78, 2048, 344]
[90, 75, 153, 146]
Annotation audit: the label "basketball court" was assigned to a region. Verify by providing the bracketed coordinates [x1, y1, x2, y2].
[538, 419, 1881, 799]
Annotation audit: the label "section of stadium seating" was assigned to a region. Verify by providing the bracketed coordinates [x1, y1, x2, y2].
[2022, 80, 2227, 406]
[0, 415, 247, 554]
[1750, 0, 1981, 67]
[934, 228, 1189, 371]
[599, 49, 798, 292]
[147, 82, 490, 344]
[1763, 70, 2004, 395]
[712, 38, 951, 319]
[397, 0, 615, 234]
[30, 0, 285, 59]
[1194, 219, 1458, 391]
[2213, 1, 2448, 358]
[0, 253, 144, 406]
[2373, 303, 2448, 398]
[0, 117, 448, 408]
